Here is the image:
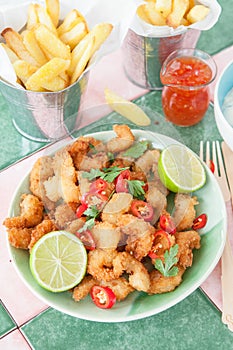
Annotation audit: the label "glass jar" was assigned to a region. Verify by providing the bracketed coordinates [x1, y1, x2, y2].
[160, 48, 217, 126]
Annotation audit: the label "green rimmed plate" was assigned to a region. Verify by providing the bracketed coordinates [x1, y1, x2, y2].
[7, 130, 227, 322]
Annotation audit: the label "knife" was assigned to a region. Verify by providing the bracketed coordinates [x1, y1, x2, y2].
[222, 141, 233, 207]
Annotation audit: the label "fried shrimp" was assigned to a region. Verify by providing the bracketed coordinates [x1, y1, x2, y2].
[73, 275, 97, 302]
[87, 248, 119, 282]
[7, 227, 32, 249]
[4, 194, 44, 229]
[106, 124, 135, 153]
[29, 218, 57, 250]
[148, 266, 185, 294]
[113, 251, 150, 292]
[117, 214, 155, 261]
[174, 230, 201, 268]
[172, 193, 198, 231]
[135, 149, 160, 175]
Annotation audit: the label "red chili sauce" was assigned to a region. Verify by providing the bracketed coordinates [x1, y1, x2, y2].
[160, 56, 213, 126]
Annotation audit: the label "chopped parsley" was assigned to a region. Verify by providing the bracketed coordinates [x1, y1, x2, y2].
[123, 141, 148, 158]
[82, 166, 129, 182]
[154, 244, 179, 277]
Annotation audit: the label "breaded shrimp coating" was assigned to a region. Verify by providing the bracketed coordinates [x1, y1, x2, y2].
[174, 230, 201, 268]
[68, 136, 106, 170]
[73, 275, 96, 302]
[87, 248, 119, 282]
[106, 124, 135, 153]
[148, 266, 185, 294]
[7, 227, 32, 249]
[113, 251, 150, 292]
[172, 193, 198, 231]
[117, 214, 155, 261]
[29, 156, 54, 210]
[54, 203, 77, 229]
[4, 194, 44, 229]
[29, 219, 57, 250]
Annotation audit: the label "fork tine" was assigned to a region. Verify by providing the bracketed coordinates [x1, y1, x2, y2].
[199, 140, 204, 161]
[216, 141, 225, 177]
[212, 141, 217, 175]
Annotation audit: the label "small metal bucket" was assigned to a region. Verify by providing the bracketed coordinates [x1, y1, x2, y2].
[122, 28, 201, 90]
[0, 73, 89, 142]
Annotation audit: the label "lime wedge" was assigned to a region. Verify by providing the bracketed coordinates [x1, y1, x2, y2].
[158, 144, 206, 193]
[29, 231, 87, 292]
[104, 88, 151, 126]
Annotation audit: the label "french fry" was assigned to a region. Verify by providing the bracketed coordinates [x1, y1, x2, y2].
[0, 43, 19, 63]
[186, 5, 210, 24]
[41, 76, 69, 91]
[104, 88, 151, 126]
[144, 2, 166, 26]
[23, 30, 48, 66]
[34, 24, 71, 60]
[27, 4, 38, 30]
[89, 23, 113, 56]
[136, 5, 152, 24]
[1, 28, 39, 66]
[57, 9, 86, 36]
[45, 0, 60, 28]
[34, 4, 57, 35]
[59, 19, 88, 50]
[155, 0, 172, 18]
[25, 57, 70, 91]
[166, 0, 189, 28]
[13, 60, 37, 85]
[70, 36, 94, 84]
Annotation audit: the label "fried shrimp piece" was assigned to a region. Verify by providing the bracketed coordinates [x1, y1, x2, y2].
[79, 152, 109, 172]
[172, 193, 198, 231]
[117, 214, 155, 261]
[44, 149, 80, 204]
[7, 227, 33, 249]
[146, 185, 167, 222]
[101, 193, 133, 225]
[106, 124, 135, 153]
[113, 251, 150, 292]
[29, 218, 57, 250]
[4, 194, 44, 229]
[148, 266, 185, 294]
[54, 203, 77, 229]
[174, 230, 201, 268]
[29, 156, 55, 210]
[72, 275, 134, 302]
[68, 136, 106, 170]
[91, 222, 121, 249]
[87, 248, 119, 282]
[73, 275, 96, 302]
[135, 149, 160, 175]
[65, 218, 85, 234]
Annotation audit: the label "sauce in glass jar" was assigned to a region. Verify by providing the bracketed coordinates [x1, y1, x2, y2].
[160, 49, 217, 126]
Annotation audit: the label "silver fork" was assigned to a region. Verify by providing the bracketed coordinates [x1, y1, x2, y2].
[200, 140, 233, 332]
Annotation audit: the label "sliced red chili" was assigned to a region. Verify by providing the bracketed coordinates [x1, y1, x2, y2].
[131, 199, 154, 222]
[89, 178, 108, 195]
[209, 160, 215, 173]
[90, 285, 116, 309]
[115, 169, 130, 193]
[192, 213, 207, 230]
[159, 214, 176, 235]
[82, 192, 108, 210]
[75, 229, 96, 251]
[76, 203, 88, 218]
[148, 230, 171, 259]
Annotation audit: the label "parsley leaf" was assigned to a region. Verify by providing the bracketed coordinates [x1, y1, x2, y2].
[154, 244, 179, 277]
[123, 141, 148, 158]
[127, 180, 145, 199]
[78, 205, 100, 233]
[82, 166, 129, 183]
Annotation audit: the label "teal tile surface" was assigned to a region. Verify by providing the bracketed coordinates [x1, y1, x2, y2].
[0, 301, 16, 337]
[21, 289, 233, 350]
[197, 0, 233, 55]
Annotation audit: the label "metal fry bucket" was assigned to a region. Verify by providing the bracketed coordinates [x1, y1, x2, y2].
[122, 28, 200, 90]
[0, 73, 89, 142]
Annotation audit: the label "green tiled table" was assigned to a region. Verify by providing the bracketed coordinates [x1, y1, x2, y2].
[1, 1, 233, 349]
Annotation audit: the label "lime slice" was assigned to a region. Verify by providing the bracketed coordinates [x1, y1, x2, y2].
[29, 231, 87, 292]
[158, 144, 206, 193]
[104, 88, 151, 126]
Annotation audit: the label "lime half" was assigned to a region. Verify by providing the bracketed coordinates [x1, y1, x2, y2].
[30, 231, 87, 292]
[158, 144, 206, 193]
